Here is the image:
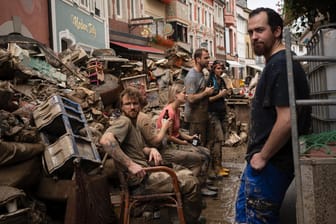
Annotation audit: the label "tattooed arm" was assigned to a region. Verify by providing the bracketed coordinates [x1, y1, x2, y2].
[100, 131, 146, 178]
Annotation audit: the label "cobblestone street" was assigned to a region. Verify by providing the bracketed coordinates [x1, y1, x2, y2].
[201, 144, 246, 224]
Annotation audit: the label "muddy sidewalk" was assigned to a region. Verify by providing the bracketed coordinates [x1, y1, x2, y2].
[201, 143, 297, 224]
[201, 144, 246, 224]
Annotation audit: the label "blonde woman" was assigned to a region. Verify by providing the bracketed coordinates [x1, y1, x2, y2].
[157, 82, 216, 196]
[157, 83, 195, 145]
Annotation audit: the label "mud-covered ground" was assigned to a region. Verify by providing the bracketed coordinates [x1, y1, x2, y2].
[201, 143, 296, 224]
[200, 144, 246, 224]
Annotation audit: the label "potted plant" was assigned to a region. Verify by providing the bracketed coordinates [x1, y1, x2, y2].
[152, 35, 175, 48]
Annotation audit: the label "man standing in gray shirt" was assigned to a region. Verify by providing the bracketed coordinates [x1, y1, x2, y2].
[184, 48, 214, 146]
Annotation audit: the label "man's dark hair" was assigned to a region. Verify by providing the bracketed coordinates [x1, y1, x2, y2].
[249, 7, 283, 39]
[211, 60, 224, 69]
[119, 86, 145, 108]
[193, 48, 208, 60]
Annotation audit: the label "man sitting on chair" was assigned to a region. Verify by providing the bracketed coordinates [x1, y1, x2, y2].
[100, 87, 202, 224]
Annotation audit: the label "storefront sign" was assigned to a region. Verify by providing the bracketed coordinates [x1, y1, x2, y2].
[71, 15, 97, 38]
[53, 0, 106, 51]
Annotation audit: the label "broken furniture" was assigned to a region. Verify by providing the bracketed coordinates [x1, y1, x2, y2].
[0, 186, 31, 224]
[33, 94, 101, 178]
[120, 74, 147, 92]
[117, 165, 186, 224]
[86, 60, 104, 85]
[33, 95, 115, 223]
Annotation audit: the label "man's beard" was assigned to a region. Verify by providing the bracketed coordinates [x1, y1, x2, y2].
[200, 62, 208, 69]
[253, 43, 265, 56]
[125, 109, 139, 119]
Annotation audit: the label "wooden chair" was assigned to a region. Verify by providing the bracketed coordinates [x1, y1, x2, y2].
[86, 60, 104, 85]
[117, 165, 186, 224]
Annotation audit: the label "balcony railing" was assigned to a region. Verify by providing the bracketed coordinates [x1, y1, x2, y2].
[166, 0, 189, 23]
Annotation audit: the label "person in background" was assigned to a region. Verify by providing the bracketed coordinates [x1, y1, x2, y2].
[184, 48, 214, 146]
[206, 60, 230, 178]
[244, 76, 252, 87]
[247, 72, 260, 98]
[235, 7, 311, 223]
[100, 87, 202, 224]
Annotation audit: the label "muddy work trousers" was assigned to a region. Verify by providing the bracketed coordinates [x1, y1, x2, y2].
[161, 144, 210, 186]
[134, 165, 202, 224]
[206, 113, 226, 171]
[235, 163, 294, 224]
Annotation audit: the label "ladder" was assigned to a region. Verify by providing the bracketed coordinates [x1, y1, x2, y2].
[284, 24, 336, 224]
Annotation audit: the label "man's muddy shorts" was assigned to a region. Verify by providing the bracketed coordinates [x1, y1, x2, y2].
[235, 163, 294, 224]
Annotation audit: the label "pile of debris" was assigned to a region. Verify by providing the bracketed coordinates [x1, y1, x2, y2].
[0, 33, 249, 222]
[0, 33, 198, 221]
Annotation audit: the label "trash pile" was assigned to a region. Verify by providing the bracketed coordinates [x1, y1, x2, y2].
[0, 34, 198, 222]
[225, 108, 249, 147]
[0, 33, 249, 222]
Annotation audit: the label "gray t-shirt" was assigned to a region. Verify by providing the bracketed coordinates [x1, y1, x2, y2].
[184, 68, 209, 122]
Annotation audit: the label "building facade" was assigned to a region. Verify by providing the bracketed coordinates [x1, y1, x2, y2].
[213, 0, 226, 60]
[223, 0, 241, 78]
[144, 0, 190, 54]
[236, 0, 251, 79]
[0, 0, 109, 53]
[0, 0, 264, 79]
[107, 0, 164, 61]
[50, 0, 109, 53]
[187, 0, 215, 58]
[0, 0, 50, 46]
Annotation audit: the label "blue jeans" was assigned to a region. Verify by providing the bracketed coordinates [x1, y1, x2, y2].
[235, 163, 294, 224]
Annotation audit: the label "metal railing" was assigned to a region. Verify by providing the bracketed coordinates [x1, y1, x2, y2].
[285, 26, 336, 224]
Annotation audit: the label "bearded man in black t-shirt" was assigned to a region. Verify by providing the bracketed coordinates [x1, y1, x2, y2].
[235, 7, 311, 224]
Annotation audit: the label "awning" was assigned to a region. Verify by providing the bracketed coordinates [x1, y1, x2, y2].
[246, 64, 264, 71]
[111, 41, 164, 54]
[226, 60, 244, 68]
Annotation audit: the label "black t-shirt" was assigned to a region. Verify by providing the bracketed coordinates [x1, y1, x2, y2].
[246, 50, 311, 172]
[207, 74, 227, 115]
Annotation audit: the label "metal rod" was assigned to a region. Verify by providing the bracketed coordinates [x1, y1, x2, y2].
[293, 55, 336, 62]
[296, 99, 336, 105]
[285, 27, 305, 224]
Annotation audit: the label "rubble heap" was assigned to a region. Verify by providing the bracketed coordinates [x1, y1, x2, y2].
[0, 33, 249, 222]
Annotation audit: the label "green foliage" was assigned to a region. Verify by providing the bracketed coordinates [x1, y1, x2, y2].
[284, 0, 336, 35]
